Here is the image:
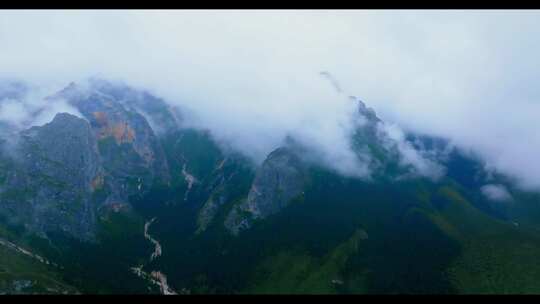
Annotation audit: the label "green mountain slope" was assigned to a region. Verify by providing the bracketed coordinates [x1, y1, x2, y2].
[1, 79, 540, 294]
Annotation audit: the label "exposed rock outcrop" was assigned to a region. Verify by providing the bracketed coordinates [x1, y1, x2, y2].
[0, 113, 101, 240]
[0, 79, 182, 240]
[196, 155, 254, 234]
[224, 147, 306, 235]
[52, 82, 171, 209]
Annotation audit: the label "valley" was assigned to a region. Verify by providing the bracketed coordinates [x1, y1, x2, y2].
[0, 78, 539, 295]
[130, 217, 179, 295]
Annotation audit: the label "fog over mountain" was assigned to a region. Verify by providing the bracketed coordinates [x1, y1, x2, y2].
[1, 10, 540, 189]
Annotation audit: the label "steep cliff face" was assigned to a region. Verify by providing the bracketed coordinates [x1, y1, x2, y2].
[225, 147, 307, 235]
[220, 99, 387, 236]
[196, 154, 255, 234]
[85, 78, 182, 135]
[0, 80, 184, 240]
[349, 97, 394, 172]
[0, 113, 101, 240]
[53, 82, 171, 209]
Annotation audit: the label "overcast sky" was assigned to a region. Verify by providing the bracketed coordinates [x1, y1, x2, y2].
[1, 10, 540, 189]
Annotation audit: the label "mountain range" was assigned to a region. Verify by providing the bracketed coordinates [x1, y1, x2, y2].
[0, 79, 539, 294]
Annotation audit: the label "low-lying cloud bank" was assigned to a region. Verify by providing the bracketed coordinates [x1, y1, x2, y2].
[481, 184, 514, 202]
[1, 10, 540, 189]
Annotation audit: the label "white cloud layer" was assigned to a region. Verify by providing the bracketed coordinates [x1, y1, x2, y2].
[1, 10, 540, 189]
[481, 184, 514, 202]
[377, 122, 446, 180]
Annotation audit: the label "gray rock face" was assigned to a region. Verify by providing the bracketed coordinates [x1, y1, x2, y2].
[0, 113, 101, 240]
[85, 78, 182, 135]
[0, 79, 183, 240]
[197, 192, 227, 234]
[224, 147, 306, 235]
[355, 97, 381, 124]
[350, 97, 382, 147]
[244, 147, 306, 217]
[19, 113, 101, 190]
[53, 82, 170, 207]
[196, 155, 254, 234]
[349, 97, 402, 176]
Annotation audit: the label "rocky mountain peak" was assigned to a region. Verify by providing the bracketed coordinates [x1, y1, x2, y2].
[224, 146, 307, 235]
[20, 112, 100, 184]
[0, 80, 180, 241]
[52, 81, 172, 202]
[349, 96, 381, 124]
[0, 111, 101, 240]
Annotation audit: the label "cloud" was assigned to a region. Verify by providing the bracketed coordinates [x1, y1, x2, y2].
[0, 99, 31, 128]
[0, 84, 83, 133]
[377, 122, 446, 180]
[0, 10, 540, 189]
[481, 184, 514, 202]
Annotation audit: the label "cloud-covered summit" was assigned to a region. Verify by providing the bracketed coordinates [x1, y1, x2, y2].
[1, 10, 540, 189]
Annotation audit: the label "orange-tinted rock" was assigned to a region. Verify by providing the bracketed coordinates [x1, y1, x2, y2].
[92, 111, 108, 127]
[90, 173, 104, 191]
[112, 122, 136, 144]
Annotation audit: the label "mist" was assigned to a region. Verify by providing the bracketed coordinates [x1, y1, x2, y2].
[481, 184, 514, 202]
[1, 10, 540, 189]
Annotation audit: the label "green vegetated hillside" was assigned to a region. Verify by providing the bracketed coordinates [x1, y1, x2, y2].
[123, 133, 540, 294]
[0, 224, 78, 294]
[1, 79, 540, 294]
